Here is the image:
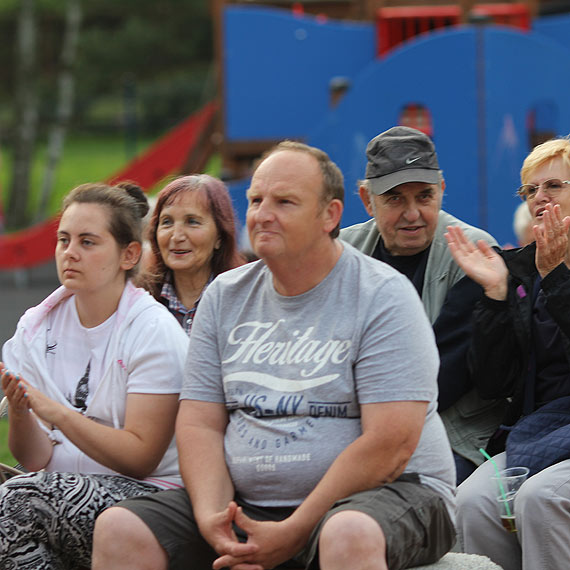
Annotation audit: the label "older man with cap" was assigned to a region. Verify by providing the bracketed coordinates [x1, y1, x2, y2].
[341, 126, 505, 483]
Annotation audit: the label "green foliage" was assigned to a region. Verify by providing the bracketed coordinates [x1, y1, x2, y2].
[138, 65, 215, 132]
[75, 0, 214, 134]
[0, 0, 215, 227]
[0, 419, 15, 467]
[0, 0, 214, 134]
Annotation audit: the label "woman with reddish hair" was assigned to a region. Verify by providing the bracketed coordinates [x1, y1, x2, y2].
[139, 174, 245, 335]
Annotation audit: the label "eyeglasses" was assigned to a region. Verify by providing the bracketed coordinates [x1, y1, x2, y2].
[516, 178, 570, 201]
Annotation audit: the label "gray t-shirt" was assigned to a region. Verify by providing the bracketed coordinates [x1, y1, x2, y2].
[182, 243, 455, 513]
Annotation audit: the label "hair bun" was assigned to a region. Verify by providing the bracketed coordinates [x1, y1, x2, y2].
[116, 181, 149, 219]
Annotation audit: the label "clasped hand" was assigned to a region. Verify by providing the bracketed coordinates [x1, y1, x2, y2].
[205, 501, 303, 570]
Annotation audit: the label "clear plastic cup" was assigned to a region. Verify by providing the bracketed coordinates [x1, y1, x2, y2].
[491, 466, 529, 533]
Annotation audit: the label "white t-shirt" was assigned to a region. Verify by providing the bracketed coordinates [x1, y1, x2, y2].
[46, 297, 116, 411]
[182, 243, 456, 512]
[2, 282, 189, 487]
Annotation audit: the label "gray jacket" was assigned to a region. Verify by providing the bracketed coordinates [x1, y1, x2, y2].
[340, 210, 506, 465]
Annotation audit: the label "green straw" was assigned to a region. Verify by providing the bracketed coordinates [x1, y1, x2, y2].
[479, 448, 513, 518]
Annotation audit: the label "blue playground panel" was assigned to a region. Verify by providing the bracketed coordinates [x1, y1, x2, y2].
[224, 6, 375, 141]
[533, 12, 570, 51]
[482, 28, 570, 244]
[224, 6, 570, 246]
[309, 28, 480, 232]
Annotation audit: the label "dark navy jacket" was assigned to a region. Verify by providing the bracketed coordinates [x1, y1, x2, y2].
[467, 243, 570, 451]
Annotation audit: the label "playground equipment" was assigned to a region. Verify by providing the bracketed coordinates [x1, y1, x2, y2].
[4, 0, 570, 267]
[220, 1, 570, 246]
[0, 102, 217, 270]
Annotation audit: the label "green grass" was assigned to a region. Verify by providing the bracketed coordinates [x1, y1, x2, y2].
[0, 133, 222, 226]
[0, 134, 155, 222]
[42, 135, 156, 213]
[0, 419, 15, 467]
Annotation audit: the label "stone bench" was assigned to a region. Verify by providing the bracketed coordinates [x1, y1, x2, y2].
[286, 553, 502, 570]
[411, 552, 503, 569]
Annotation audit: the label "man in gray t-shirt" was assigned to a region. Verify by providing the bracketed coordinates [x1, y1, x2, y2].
[92, 142, 456, 570]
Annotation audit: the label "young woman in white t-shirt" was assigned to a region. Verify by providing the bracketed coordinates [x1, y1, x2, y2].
[0, 182, 188, 569]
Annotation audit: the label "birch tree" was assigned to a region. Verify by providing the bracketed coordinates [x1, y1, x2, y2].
[6, 0, 37, 230]
[36, 0, 81, 221]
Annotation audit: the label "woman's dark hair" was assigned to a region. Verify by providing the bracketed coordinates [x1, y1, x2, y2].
[141, 175, 245, 299]
[62, 181, 149, 278]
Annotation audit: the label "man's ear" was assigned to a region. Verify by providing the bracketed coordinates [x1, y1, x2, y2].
[121, 241, 142, 271]
[323, 199, 343, 235]
[441, 178, 446, 195]
[359, 186, 375, 217]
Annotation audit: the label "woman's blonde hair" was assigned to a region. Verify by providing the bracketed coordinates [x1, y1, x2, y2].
[520, 137, 570, 184]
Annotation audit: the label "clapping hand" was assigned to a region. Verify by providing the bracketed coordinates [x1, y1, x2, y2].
[534, 203, 570, 278]
[0, 363, 66, 427]
[445, 226, 508, 301]
[1, 364, 30, 417]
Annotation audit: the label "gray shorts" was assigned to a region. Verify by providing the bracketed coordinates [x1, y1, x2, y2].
[116, 473, 454, 570]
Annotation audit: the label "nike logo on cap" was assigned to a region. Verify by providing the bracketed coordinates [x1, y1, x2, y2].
[405, 157, 421, 164]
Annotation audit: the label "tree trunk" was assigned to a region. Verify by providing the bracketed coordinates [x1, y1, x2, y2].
[36, 0, 82, 222]
[6, 0, 37, 231]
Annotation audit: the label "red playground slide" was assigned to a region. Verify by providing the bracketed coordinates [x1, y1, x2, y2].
[0, 101, 218, 270]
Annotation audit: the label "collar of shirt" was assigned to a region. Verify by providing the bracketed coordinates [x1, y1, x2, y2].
[160, 274, 214, 335]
